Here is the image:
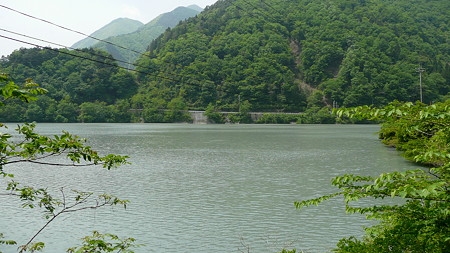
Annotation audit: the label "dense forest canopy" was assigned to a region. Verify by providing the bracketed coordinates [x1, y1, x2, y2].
[137, 0, 449, 112]
[0, 48, 137, 122]
[0, 0, 448, 123]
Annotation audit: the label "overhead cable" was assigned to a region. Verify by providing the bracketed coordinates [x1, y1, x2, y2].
[230, 0, 281, 23]
[258, 0, 282, 14]
[0, 4, 143, 56]
[0, 28, 202, 83]
[0, 4, 192, 71]
[0, 34, 206, 87]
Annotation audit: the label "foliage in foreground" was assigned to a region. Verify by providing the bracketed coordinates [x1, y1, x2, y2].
[67, 231, 141, 253]
[0, 74, 138, 252]
[295, 101, 450, 252]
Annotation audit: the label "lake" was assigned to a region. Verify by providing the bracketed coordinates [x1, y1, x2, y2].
[0, 124, 420, 252]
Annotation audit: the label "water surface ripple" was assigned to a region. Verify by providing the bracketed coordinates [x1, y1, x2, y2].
[0, 124, 420, 252]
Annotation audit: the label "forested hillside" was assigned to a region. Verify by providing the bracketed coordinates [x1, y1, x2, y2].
[0, 48, 137, 122]
[133, 0, 449, 112]
[0, 0, 448, 123]
[86, 6, 201, 67]
[72, 18, 144, 49]
[0, 6, 201, 123]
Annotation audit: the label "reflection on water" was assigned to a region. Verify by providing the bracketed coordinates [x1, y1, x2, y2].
[0, 124, 420, 252]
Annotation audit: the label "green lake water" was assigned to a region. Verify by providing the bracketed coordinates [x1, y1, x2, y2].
[0, 124, 420, 252]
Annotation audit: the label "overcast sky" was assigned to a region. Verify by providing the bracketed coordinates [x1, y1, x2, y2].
[0, 0, 218, 57]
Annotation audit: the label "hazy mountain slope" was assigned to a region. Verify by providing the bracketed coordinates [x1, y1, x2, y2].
[187, 4, 203, 12]
[72, 18, 143, 49]
[134, 0, 449, 112]
[91, 6, 201, 67]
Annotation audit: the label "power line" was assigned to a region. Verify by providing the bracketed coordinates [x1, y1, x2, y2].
[0, 4, 195, 72]
[0, 4, 143, 57]
[0, 34, 277, 105]
[416, 65, 425, 103]
[0, 1, 286, 104]
[241, 0, 275, 21]
[229, 0, 279, 24]
[258, 0, 281, 13]
[0, 2, 271, 95]
[1, 1, 283, 74]
[0, 28, 202, 84]
[0, 35, 207, 88]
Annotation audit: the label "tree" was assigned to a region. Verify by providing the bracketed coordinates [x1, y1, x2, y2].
[67, 231, 140, 253]
[228, 100, 252, 123]
[204, 103, 225, 123]
[78, 101, 115, 123]
[295, 101, 450, 252]
[108, 70, 138, 101]
[0, 47, 142, 123]
[0, 74, 138, 252]
[24, 96, 57, 122]
[164, 96, 192, 123]
[55, 97, 79, 123]
[137, 0, 449, 113]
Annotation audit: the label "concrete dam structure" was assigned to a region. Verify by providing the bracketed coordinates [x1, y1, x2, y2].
[188, 111, 302, 124]
[189, 111, 209, 124]
[130, 109, 302, 124]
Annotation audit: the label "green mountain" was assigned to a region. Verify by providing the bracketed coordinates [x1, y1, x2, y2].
[1, 0, 448, 124]
[90, 6, 202, 67]
[134, 0, 449, 112]
[0, 47, 138, 123]
[0, 5, 203, 123]
[187, 5, 204, 12]
[72, 18, 144, 49]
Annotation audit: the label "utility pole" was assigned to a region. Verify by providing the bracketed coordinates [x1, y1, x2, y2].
[333, 100, 338, 109]
[416, 65, 425, 103]
[238, 95, 241, 113]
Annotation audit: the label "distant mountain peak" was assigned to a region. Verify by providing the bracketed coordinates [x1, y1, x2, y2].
[186, 5, 203, 12]
[83, 5, 201, 67]
[153, 6, 201, 27]
[72, 18, 143, 49]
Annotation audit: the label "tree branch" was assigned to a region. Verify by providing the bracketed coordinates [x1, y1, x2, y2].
[18, 189, 122, 252]
[0, 192, 19, 196]
[4, 159, 104, 167]
[19, 212, 60, 253]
